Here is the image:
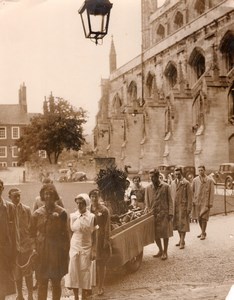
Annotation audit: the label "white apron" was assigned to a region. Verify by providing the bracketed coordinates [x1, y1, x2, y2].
[65, 210, 96, 289]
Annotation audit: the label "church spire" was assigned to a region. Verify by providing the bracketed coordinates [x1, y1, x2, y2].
[109, 35, 117, 74]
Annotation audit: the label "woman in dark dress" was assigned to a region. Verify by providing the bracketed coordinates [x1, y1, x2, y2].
[89, 189, 111, 296]
[31, 184, 69, 300]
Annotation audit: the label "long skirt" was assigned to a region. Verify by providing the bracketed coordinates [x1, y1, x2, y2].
[65, 250, 93, 290]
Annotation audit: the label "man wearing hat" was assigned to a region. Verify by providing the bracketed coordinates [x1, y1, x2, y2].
[145, 168, 173, 260]
[9, 188, 34, 300]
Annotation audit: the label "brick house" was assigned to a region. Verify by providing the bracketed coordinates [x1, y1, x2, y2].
[94, 0, 234, 174]
[0, 83, 36, 167]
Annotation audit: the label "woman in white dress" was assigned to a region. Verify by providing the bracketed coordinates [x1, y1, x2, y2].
[65, 194, 97, 300]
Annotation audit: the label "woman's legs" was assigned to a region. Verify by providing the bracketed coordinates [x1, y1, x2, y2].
[38, 278, 49, 300]
[51, 278, 62, 300]
[25, 274, 34, 300]
[73, 288, 79, 300]
[97, 260, 106, 294]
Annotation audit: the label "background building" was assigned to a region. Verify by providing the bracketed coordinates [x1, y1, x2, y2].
[0, 83, 36, 167]
[94, 0, 234, 174]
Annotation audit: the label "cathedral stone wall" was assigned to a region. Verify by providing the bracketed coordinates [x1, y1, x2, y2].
[94, 0, 234, 175]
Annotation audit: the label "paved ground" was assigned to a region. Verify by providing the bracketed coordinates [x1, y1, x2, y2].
[6, 212, 234, 300]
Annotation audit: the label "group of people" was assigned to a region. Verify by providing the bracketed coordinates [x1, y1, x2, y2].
[0, 164, 214, 299]
[0, 179, 111, 300]
[135, 165, 214, 260]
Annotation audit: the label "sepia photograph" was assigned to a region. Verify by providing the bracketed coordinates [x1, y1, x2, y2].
[0, 0, 234, 299]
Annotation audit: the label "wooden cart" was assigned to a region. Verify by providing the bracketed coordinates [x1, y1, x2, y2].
[107, 212, 155, 272]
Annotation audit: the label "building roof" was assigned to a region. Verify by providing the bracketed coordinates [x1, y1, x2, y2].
[0, 104, 38, 125]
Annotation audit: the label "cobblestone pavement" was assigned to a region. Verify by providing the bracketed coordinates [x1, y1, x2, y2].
[6, 213, 234, 300]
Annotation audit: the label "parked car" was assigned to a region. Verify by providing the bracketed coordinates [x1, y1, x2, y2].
[213, 163, 234, 189]
[72, 171, 87, 182]
[158, 165, 196, 183]
[57, 169, 87, 182]
[158, 165, 176, 183]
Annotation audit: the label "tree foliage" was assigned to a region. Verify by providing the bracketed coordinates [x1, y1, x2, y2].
[17, 95, 87, 164]
[95, 166, 128, 215]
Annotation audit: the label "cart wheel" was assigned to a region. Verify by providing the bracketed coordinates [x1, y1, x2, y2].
[125, 251, 143, 273]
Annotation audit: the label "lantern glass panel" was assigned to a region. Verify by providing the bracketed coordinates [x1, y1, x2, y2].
[89, 14, 108, 35]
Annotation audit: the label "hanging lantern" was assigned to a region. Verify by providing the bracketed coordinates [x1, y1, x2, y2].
[79, 0, 113, 45]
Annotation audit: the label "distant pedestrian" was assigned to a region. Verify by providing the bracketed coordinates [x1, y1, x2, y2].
[145, 169, 173, 260]
[130, 176, 145, 210]
[65, 194, 98, 300]
[171, 167, 192, 249]
[90, 189, 111, 297]
[0, 179, 17, 300]
[31, 184, 69, 300]
[192, 165, 214, 240]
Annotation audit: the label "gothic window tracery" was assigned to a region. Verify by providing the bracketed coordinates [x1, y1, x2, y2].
[220, 31, 234, 73]
[164, 62, 177, 88]
[194, 0, 206, 15]
[128, 81, 138, 108]
[112, 94, 122, 116]
[174, 11, 183, 30]
[157, 24, 165, 41]
[189, 48, 206, 82]
[146, 73, 155, 98]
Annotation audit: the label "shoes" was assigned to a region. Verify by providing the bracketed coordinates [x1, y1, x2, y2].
[153, 251, 162, 258]
[179, 243, 185, 249]
[197, 233, 206, 238]
[161, 253, 168, 260]
[98, 288, 104, 296]
[176, 241, 185, 247]
[200, 234, 206, 240]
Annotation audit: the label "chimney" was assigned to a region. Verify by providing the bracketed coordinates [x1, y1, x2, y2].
[19, 82, 27, 113]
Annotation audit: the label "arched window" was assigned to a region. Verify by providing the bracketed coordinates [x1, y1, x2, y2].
[128, 81, 137, 107]
[189, 48, 206, 81]
[157, 24, 165, 41]
[228, 84, 234, 124]
[174, 11, 183, 30]
[220, 31, 234, 73]
[194, 0, 206, 15]
[112, 94, 122, 116]
[146, 73, 155, 98]
[164, 62, 177, 88]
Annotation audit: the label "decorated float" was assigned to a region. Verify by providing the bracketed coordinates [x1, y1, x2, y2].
[95, 166, 155, 272]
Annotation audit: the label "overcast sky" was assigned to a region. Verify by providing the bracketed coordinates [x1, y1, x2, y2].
[0, 0, 165, 134]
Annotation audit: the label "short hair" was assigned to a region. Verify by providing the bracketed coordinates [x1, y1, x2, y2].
[174, 167, 183, 174]
[8, 188, 21, 196]
[132, 176, 141, 181]
[40, 184, 59, 202]
[42, 177, 53, 184]
[149, 168, 159, 176]
[198, 165, 206, 170]
[89, 189, 100, 198]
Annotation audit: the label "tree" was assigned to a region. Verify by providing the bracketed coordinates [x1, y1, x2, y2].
[17, 95, 87, 164]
